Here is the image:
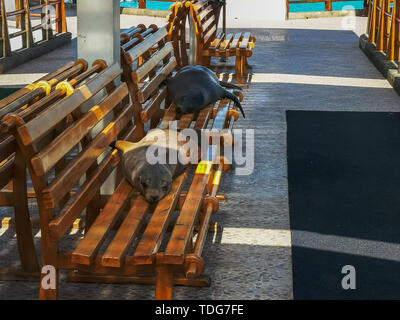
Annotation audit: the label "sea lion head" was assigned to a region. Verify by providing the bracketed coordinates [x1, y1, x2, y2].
[135, 164, 173, 203]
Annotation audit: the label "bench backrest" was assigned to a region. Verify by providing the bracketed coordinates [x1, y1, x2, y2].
[121, 25, 177, 140]
[0, 60, 100, 193]
[187, 0, 219, 50]
[4, 63, 137, 242]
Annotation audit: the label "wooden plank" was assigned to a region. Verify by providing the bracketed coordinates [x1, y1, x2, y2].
[48, 150, 120, 240]
[41, 105, 133, 208]
[240, 32, 251, 49]
[0, 157, 14, 190]
[71, 180, 133, 266]
[133, 172, 188, 264]
[18, 63, 122, 146]
[229, 33, 242, 53]
[141, 86, 167, 123]
[30, 83, 129, 176]
[164, 168, 211, 263]
[203, 25, 217, 48]
[132, 43, 173, 83]
[158, 104, 176, 130]
[193, 106, 213, 130]
[209, 32, 225, 51]
[102, 196, 149, 267]
[0, 134, 15, 163]
[220, 33, 234, 52]
[126, 27, 168, 64]
[138, 57, 176, 103]
[178, 113, 195, 130]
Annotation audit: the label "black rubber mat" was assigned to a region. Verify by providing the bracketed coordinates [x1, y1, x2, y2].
[287, 111, 400, 299]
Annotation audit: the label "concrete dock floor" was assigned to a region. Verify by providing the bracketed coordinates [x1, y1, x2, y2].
[1, 11, 399, 299]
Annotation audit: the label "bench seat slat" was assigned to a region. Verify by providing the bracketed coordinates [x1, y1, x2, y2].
[42, 104, 133, 208]
[228, 33, 243, 52]
[164, 171, 210, 263]
[240, 32, 251, 50]
[102, 196, 149, 267]
[31, 83, 129, 176]
[158, 104, 177, 130]
[18, 63, 122, 146]
[209, 32, 225, 51]
[177, 113, 195, 130]
[219, 33, 234, 52]
[71, 180, 133, 266]
[193, 106, 213, 130]
[132, 172, 188, 265]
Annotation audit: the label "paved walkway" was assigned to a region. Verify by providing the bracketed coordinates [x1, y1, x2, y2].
[1, 12, 400, 299]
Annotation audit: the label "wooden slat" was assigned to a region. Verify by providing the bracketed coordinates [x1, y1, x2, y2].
[178, 113, 195, 130]
[164, 169, 211, 263]
[209, 32, 225, 50]
[71, 180, 133, 266]
[240, 32, 251, 49]
[126, 27, 168, 64]
[203, 25, 217, 48]
[0, 134, 15, 163]
[212, 104, 230, 131]
[202, 15, 216, 36]
[0, 158, 14, 190]
[30, 83, 129, 176]
[102, 196, 149, 267]
[141, 86, 167, 123]
[132, 43, 173, 83]
[48, 150, 120, 240]
[219, 33, 234, 52]
[193, 106, 213, 130]
[18, 63, 122, 146]
[199, 5, 213, 22]
[133, 172, 188, 264]
[158, 104, 176, 129]
[138, 57, 176, 103]
[228, 33, 242, 52]
[41, 104, 133, 208]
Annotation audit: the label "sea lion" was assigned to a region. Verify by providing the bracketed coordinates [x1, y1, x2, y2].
[165, 65, 246, 118]
[111, 129, 200, 203]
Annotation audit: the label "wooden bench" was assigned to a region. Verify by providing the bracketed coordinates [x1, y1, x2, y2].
[182, 0, 256, 77]
[1, 24, 243, 299]
[0, 59, 107, 280]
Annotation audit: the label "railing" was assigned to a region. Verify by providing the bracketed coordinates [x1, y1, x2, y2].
[286, 0, 365, 19]
[1, 0, 67, 59]
[366, 0, 400, 63]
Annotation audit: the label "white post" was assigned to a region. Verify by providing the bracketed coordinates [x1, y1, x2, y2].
[77, 0, 120, 195]
[77, 0, 120, 65]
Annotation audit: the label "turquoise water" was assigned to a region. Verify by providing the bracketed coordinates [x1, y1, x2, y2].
[121, 0, 363, 13]
[290, 1, 363, 12]
[120, 1, 173, 10]
[120, 1, 364, 13]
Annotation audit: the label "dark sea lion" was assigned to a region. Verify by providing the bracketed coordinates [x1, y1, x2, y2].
[111, 129, 200, 203]
[165, 65, 246, 118]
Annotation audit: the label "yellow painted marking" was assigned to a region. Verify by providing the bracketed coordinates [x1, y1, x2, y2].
[35, 81, 51, 95]
[55, 81, 75, 96]
[73, 218, 81, 230]
[195, 161, 213, 175]
[213, 170, 222, 186]
[2, 217, 11, 228]
[24, 83, 36, 91]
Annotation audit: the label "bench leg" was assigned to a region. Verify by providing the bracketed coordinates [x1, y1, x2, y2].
[155, 265, 174, 300]
[39, 237, 59, 300]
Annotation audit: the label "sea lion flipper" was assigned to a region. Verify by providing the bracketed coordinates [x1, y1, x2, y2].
[223, 90, 246, 118]
[219, 81, 242, 91]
